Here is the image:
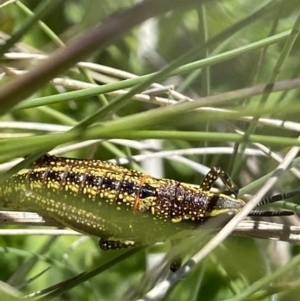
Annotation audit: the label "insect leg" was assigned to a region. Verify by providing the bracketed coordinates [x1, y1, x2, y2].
[201, 167, 239, 196]
[170, 257, 182, 272]
[99, 236, 141, 250]
[169, 239, 183, 272]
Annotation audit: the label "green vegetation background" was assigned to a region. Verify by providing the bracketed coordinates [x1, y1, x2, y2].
[1, 0, 300, 300]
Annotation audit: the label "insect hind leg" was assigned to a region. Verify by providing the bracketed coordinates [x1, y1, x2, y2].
[99, 236, 141, 250]
[201, 167, 239, 196]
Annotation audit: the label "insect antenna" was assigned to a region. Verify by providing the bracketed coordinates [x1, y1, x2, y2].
[256, 190, 300, 207]
[248, 210, 294, 217]
[248, 190, 300, 217]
